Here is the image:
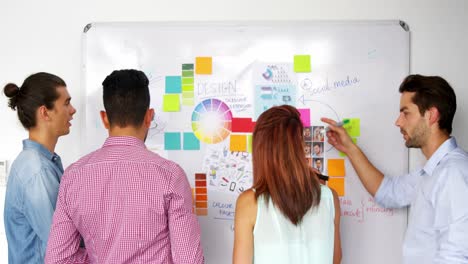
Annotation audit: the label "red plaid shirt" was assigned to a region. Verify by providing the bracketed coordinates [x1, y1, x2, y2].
[45, 136, 204, 263]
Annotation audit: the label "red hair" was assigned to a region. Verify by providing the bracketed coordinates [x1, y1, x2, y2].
[252, 105, 321, 225]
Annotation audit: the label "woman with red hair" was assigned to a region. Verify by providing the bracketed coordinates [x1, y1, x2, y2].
[233, 105, 341, 264]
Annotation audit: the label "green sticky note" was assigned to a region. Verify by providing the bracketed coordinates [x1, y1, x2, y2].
[343, 118, 360, 137]
[247, 134, 253, 153]
[182, 70, 194, 77]
[182, 64, 194, 70]
[183, 132, 200, 150]
[164, 132, 181, 150]
[294, 55, 311, 73]
[163, 94, 180, 112]
[182, 78, 194, 85]
[339, 138, 358, 157]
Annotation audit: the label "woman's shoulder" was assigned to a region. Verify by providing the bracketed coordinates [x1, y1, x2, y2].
[236, 188, 257, 208]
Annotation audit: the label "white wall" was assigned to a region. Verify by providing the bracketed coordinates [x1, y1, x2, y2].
[0, 0, 467, 262]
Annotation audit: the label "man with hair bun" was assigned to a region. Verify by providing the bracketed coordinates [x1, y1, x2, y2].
[3, 72, 76, 264]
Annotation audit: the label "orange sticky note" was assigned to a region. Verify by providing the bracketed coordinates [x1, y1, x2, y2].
[195, 57, 212, 74]
[327, 159, 345, 177]
[230, 134, 247, 152]
[328, 178, 345, 197]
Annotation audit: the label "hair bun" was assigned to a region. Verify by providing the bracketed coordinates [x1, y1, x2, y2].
[4, 83, 20, 98]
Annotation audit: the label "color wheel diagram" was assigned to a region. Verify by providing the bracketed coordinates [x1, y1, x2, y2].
[192, 99, 233, 144]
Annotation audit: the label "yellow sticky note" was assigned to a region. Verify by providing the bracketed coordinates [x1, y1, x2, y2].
[294, 55, 311, 72]
[343, 118, 360, 137]
[230, 134, 247, 152]
[195, 57, 212, 75]
[339, 138, 358, 157]
[328, 178, 345, 197]
[163, 94, 180, 112]
[327, 159, 345, 177]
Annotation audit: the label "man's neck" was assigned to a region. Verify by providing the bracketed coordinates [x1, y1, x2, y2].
[421, 132, 450, 160]
[108, 126, 146, 142]
[28, 128, 58, 153]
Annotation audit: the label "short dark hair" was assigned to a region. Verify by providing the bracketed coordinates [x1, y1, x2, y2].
[102, 69, 150, 127]
[3, 72, 65, 129]
[399, 74, 456, 134]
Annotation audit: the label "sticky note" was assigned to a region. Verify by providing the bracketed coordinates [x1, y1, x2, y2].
[163, 94, 180, 112]
[247, 134, 253, 153]
[340, 138, 358, 157]
[183, 132, 200, 150]
[182, 70, 194, 77]
[297, 108, 311, 127]
[196, 208, 208, 216]
[182, 64, 194, 70]
[182, 91, 194, 99]
[343, 118, 360, 137]
[182, 84, 194, 91]
[232, 118, 254, 133]
[182, 98, 195, 106]
[195, 57, 213, 74]
[327, 159, 346, 177]
[328, 178, 345, 197]
[294, 55, 311, 73]
[182, 78, 194, 85]
[164, 132, 181, 150]
[230, 134, 247, 152]
[165, 76, 182, 93]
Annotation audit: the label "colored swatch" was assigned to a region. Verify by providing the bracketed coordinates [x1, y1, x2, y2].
[298, 108, 311, 127]
[343, 118, 361, 137]
[194, 173, 208, 216]
[247, 134, 253, 153]
[183, 132, 200, 150]
[230, 134, 247, 152]
[327, 159, 346, 177]
[232, 117, 254, 133]
[163, 94, 180, 112]
[164, 132, 181, 150]
[294, 55, 311, 73]
[165, 76, 182, 93]
[195, 57, 213, 74]
[192, 99, 232, 144]
[328, 178, 345, 197]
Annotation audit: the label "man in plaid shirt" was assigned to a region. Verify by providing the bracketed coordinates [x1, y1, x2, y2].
[45, 69, 204, 264]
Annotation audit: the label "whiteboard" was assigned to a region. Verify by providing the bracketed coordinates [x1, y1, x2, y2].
[82, 21, 409, 264]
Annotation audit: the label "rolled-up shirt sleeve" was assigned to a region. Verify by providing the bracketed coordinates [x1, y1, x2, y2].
[374, 169, 421, 209]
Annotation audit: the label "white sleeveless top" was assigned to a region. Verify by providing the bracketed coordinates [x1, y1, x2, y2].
[253, 185, 335, 264]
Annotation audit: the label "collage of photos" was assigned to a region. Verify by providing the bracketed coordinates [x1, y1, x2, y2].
[304, 125, 325, 173]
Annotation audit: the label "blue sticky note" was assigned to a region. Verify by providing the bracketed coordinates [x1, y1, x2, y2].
[164, 132, 181, 150]
[183, 132, 200, 150]
[165, 76, 182, 94]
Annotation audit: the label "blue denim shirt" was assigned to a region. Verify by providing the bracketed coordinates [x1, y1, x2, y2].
[4, 139, 64, 264]
[375, 137, 468, 263]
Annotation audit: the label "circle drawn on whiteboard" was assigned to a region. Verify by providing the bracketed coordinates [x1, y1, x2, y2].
[192, 99, 233, 144]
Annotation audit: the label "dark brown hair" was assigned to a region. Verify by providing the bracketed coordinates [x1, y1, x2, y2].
[3, 72, 66, 129]
[252, 105, 321, 225]
[399, 74, 456, 134]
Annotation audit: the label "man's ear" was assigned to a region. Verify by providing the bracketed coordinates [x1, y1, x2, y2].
[38, 105, 50, 121]
[100, 111, 110, 129]
[426, 107, 440, 125]
[144, 108, 155, 128]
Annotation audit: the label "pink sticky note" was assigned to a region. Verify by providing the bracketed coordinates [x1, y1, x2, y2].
[298, 108, 311, 127]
